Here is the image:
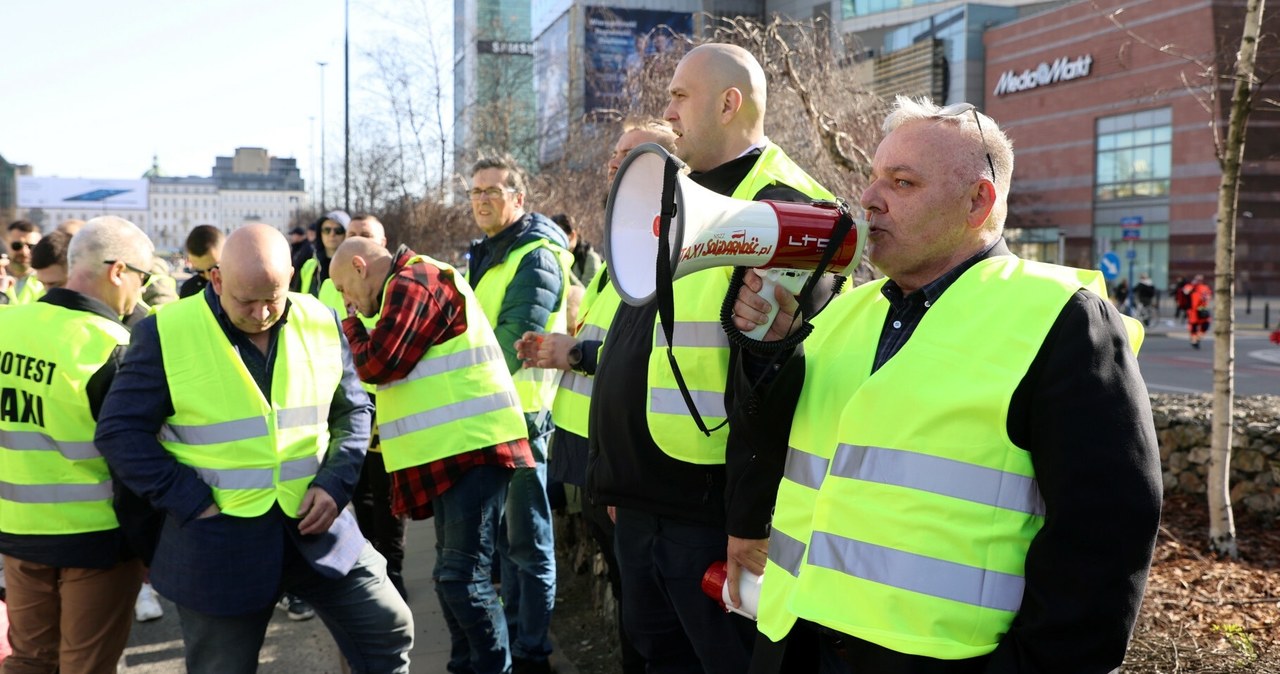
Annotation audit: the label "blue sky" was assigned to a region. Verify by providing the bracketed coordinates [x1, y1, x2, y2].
[0, 0, 436, 186]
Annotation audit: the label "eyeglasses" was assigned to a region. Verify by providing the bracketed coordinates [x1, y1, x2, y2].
[104, 260, 152, 286]
[191, 264, 219, 278]
[321, 226, 345, 235]
[9, 241, 33, 252]
[468, 187, 516, 201]
[941, 102, 998, 184]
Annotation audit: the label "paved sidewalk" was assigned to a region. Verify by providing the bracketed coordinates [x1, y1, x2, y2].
[117, 518, 572, 673]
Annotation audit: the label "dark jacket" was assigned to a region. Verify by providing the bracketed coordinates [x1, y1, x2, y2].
[586, 149, 813, 529]
[467, 212, 568, 431]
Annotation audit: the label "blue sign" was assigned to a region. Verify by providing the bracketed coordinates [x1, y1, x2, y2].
[1100, 252, 1121, 280]
[1121, 215, 1143, 241]
[1122, 228, 1141, 240]
[1125, 248, 1137, 260]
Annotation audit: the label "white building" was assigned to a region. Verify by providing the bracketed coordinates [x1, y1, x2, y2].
[148, 176, 219, 252]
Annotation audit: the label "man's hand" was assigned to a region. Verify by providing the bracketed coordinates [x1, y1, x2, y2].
[297, 487, 339, 535]
[731, 269, 802, 341]
[515, 331, 576, 371]
[196, 503, 221, 519]
[726, 536, 768, 607]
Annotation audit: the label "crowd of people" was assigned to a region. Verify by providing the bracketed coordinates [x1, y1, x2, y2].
[0, 42, 1167, 674]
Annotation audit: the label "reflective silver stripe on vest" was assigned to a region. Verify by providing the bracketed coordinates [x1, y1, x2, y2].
[654, 322, 729, 348]
[160, 417, 269, 446]
[808, 531, 1025, 613]
[783, 447, 828, 491]
[578, 325, 606, 342]
[277, 404, 332, 430]
[279, 455, 321, 482]
[195, 466, 274, 490]
[380, 345, 506, 391]
[769, 527, 807, 577]
[559, 371, 593, 397]
[650, 388, 726, 418]
[0, 479, 113, 504]
[0, 429, 100, 461]
[830, 444, 1044, 516]
[380, 390, 522, 442]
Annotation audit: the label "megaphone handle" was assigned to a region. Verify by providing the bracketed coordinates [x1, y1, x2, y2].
[742, 268, 811, 341]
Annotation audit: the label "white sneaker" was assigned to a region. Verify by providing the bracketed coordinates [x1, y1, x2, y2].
[134, 583, 164, 622]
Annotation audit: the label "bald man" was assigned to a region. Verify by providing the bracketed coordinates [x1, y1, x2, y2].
[324, 215, 409, 599]
[584, 43, 836, 672]
[96, 224, 414, 674]
[332, 236, 533, 674]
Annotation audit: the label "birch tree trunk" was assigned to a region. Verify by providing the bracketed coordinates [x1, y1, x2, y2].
[1207, 0, 1266, 559]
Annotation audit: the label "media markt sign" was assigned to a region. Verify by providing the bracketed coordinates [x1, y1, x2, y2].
[993, 55, 1093, 96]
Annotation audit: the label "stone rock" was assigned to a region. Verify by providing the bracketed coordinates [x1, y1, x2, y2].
[1179, 470, 1204, 493]
[1243, 492, 1277, 514]
[1162, 471, 1179, 491]
[1167, 452, 1189, 473]
[1187, 446, 1211, 465]
[1234, 449, 1267, 473]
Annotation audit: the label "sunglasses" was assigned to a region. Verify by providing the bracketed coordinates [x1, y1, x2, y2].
[9, 241, 34, 252]
[190, 264, 219, 278]
[940, 102, 998, 184]
[104, 260, 152, 286]
[322, 226, 345, 235]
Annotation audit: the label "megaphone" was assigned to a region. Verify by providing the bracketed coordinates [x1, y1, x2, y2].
[604, 143, 868, 339]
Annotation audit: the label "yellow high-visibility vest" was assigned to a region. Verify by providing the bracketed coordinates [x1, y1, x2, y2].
[156, 294, 342, 518]
[0, 302, 127, 534]
[375, 256, 528, 471]
[550, 267, 621, 437]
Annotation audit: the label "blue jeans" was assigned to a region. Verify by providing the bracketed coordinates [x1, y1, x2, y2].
[433, 463, 513, 674]
[498, 434, 556, 662]
[176, 542, 414, 674]
[614, 508, 754, 674]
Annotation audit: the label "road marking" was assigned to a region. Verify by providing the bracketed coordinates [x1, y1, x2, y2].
[1146, 383, 1208, 394]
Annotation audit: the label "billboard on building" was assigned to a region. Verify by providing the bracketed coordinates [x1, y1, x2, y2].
[17, 177, 149, 211]
[583, 7, 693, 114]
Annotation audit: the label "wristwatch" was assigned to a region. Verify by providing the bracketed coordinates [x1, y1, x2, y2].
[567, 342, 584, 370]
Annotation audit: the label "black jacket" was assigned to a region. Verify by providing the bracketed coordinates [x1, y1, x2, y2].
[586, 149, 813, 528]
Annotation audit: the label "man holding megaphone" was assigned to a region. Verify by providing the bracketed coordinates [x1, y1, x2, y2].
[730, 97, 1161, 673]
[586, 43, 838, 673]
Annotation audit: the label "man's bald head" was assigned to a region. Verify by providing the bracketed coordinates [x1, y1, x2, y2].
[211, 224, 294, 335]
[686, 43, 767, 123]
[330, 237, 394, 318]
[664, 43, 768, 171]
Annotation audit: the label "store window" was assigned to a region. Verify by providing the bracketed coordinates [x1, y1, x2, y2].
[1095, 108, 1172, 201]
[1004, 226, 1062, 264]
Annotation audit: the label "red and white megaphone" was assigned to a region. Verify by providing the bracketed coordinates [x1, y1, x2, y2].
[604, 143, 867, 339]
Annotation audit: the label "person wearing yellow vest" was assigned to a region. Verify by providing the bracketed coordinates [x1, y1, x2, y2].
[3, 220, 45, 305]
[464, 153, 570, 674]
[515, 119, 680, 674]
[730, 96, 1162, 673]
[585, 44, 838, 674]
[331, 236, 535, 674]
[322, 214, 410, 601]
[94, 224, 413, 674]
[293, 210, 349, 297]
[0, 216, 156, 673]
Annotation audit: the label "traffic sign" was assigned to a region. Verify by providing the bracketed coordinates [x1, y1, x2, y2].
[1125, 248, 1137, 260]
[1100, 252, 1121, 280]
[1121, 216, 1143, 241]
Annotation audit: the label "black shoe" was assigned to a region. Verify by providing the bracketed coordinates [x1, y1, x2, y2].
[512, 656, 554, 674]
[1191, 340, 1201, 349]
[276, 594, 316, 621]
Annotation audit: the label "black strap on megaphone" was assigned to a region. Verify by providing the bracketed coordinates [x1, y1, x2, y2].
[719, 198, 857, 354]
[654, 153, 727, 438]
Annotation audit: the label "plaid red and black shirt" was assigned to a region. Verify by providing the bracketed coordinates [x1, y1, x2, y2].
[343, 246, 533, 519]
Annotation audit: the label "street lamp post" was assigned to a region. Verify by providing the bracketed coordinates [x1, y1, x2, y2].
[317, 60, 328, 211]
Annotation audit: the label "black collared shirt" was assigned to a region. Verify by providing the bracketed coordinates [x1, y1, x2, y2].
[873, 239, 1005, 373]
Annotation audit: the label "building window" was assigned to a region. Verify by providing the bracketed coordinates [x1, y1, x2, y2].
[1095, 108, 1172, 201]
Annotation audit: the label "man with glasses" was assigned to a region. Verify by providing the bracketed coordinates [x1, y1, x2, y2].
[295, 210, 350, 298]
[95, 223, 413, 673]
[466, 155, 571, 674]
[180, 225, 225, 299]
[4, 220, 44, 305]
[0, 216, 158, 674]
[731, 96, 1161, 673]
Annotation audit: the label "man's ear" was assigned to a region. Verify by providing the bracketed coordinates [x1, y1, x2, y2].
[209, 267, 224, 295]
[966, 180, 997, 230]
[352, 255, 367, 278]
[720, 87, 743, 122]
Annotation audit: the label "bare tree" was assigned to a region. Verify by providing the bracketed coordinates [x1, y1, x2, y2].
[1099, 0, 1276, 558]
